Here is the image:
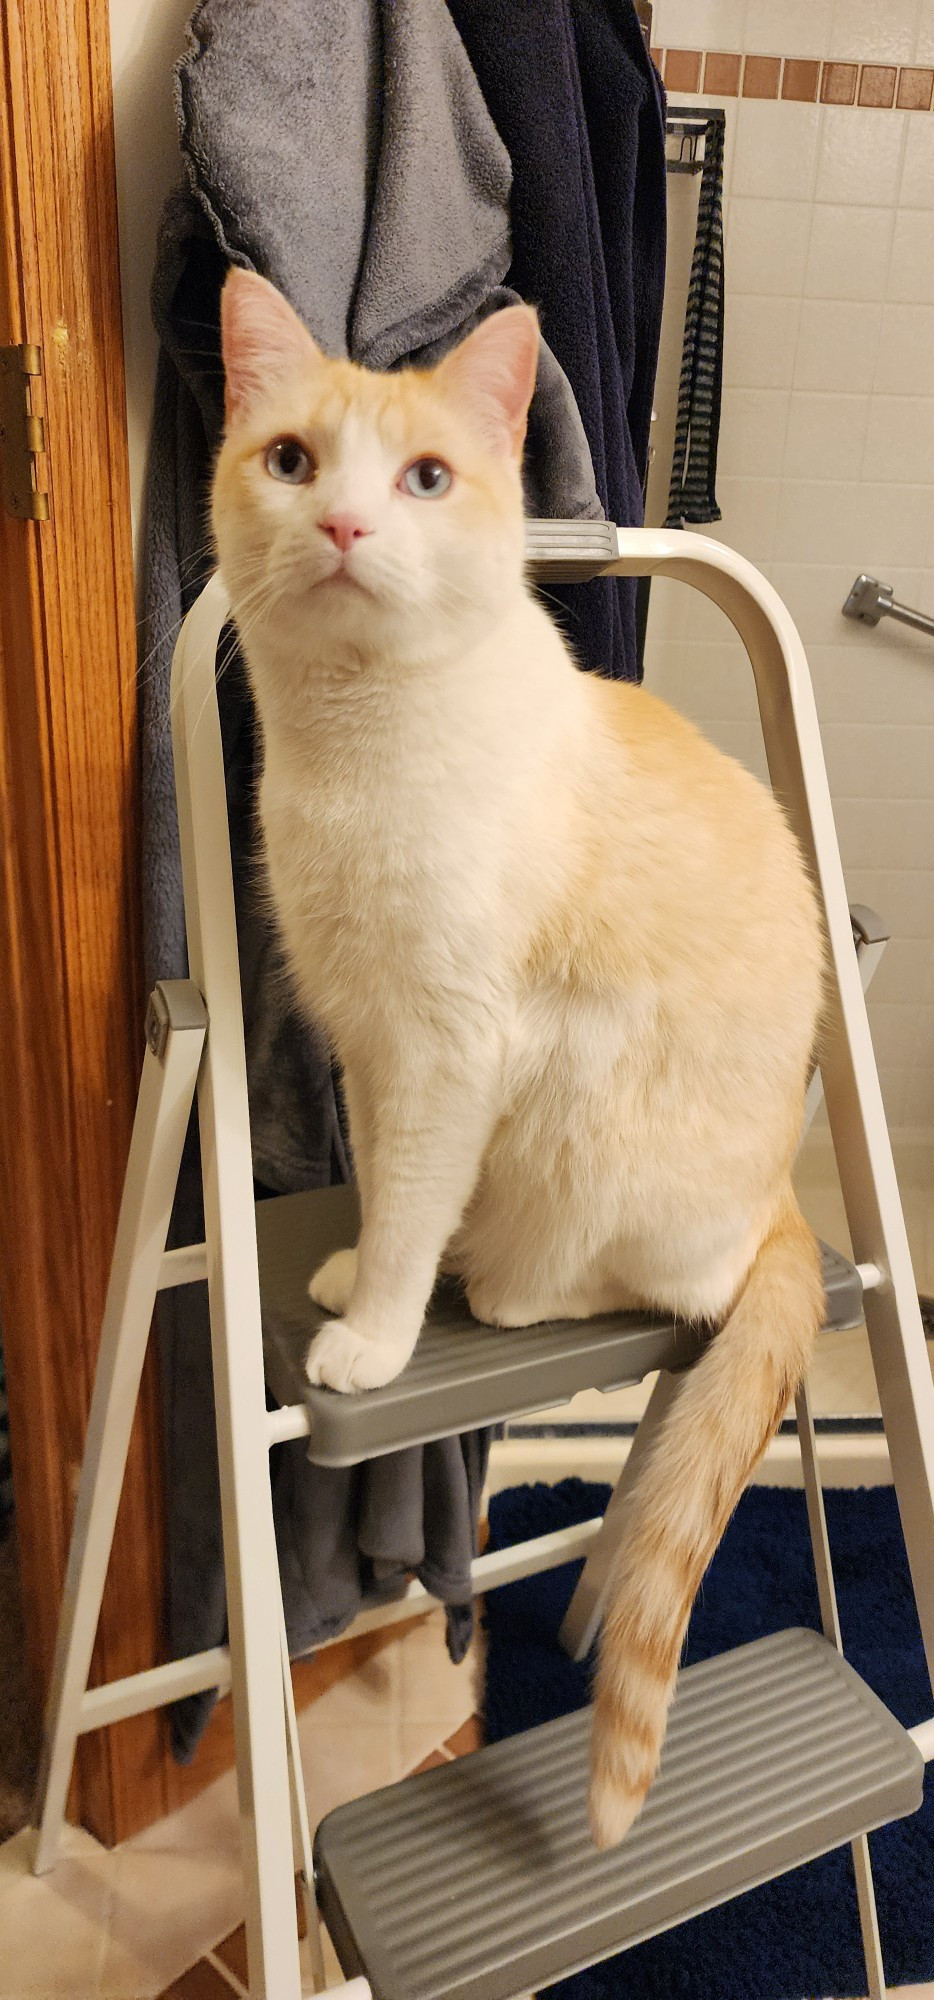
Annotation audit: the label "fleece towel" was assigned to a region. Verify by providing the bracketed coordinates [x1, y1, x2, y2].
[145, 0, 602, 1751]
[444, 0, 668, 680]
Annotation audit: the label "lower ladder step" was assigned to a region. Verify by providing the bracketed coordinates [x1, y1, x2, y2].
[314, 1628, 923, 2000]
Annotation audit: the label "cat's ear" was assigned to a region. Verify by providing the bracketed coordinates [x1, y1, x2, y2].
[220, 269, 323, 424]
[437, 306, 539, 457]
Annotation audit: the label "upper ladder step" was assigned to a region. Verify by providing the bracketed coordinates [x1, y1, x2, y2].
[257, 1188, 864, 1467]
[524, 517, 620, 580]
[315, 1628, 923, 2000]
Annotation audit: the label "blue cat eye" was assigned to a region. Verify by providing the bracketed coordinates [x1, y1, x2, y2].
[265, 436, 314, 485]
[399, 456, 453, 499]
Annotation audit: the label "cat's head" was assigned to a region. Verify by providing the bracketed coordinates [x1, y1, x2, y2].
[212, 271, 539, 669]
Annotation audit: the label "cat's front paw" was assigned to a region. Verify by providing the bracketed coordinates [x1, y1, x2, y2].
[305, 1319, 411, 1393]
[308, 1247, 358, 1315]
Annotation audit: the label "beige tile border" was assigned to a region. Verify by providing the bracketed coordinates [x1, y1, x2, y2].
[653, 49, 934, 111]
[155, 1713, 489, 2000]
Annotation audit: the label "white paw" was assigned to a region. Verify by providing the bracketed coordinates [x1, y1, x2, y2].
[305, 1319, 410, 1393]
[308, 1246, 358, 1315]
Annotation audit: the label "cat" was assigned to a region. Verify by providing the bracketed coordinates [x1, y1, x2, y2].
[212, 269, 826, 1850]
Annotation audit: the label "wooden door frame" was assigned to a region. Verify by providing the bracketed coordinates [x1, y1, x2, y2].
[0, 0, 169, 1842]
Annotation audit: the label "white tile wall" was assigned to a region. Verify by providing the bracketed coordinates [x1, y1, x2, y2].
[649, 0, 934, 1137]
[782, 392, 868, 479]
[792, 300, 883, 393]
[813, 108, 904, 208]
[828, 0, 922, 64]
[873, 303, 934, 392]
[901, 114, 934, 205]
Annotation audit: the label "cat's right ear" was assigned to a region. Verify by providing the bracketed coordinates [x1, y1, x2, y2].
[436, 305, 539, 457]
[220, 270, 322, 424]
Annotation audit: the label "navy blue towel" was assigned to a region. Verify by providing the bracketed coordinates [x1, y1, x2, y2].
[445, 0, 667, 681]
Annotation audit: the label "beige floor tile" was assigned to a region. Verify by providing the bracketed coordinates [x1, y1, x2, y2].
[0, 1826, 112, 1999]
[867, 1989, 934, 1998]
[97, 1839, 245, 1998]
[297, 1648, 404, 1830]
[0, 1639, 418, 1997]
[811, 1324, 883, 1417]
[395, 1608, 478, 1772]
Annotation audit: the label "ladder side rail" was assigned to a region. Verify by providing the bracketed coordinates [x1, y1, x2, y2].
[171, 575, 302, 2000]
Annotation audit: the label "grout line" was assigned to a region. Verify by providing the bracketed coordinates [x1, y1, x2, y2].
[205, 1947, 250, 1998]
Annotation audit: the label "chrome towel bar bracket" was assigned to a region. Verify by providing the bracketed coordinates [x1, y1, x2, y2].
[843, 573, 934, 639]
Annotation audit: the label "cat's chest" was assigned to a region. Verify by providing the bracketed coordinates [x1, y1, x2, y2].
[259, 753, 496, 954]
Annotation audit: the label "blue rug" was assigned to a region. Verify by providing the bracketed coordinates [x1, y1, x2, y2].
[483, 1479, 934, 1999]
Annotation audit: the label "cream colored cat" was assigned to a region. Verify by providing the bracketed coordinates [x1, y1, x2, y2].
[212, 269, 825, 1850]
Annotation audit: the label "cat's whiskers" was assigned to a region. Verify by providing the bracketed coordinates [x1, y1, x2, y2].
[170, 568, 282, 741]
[134, 553, 271, 699]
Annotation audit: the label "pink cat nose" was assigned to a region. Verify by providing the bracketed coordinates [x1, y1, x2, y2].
[320, 514, 374, 554]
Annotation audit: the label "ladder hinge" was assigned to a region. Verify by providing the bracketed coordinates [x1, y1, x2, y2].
[0, 342, 50, 522]
[145, 988, 171, 1064]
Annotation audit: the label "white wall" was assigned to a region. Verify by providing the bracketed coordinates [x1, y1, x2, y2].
[109, 0, 192, 560]
[648, 0, 934, 1144]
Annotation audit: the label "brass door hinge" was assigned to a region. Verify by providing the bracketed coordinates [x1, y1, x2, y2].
[0, 343, 49, 521]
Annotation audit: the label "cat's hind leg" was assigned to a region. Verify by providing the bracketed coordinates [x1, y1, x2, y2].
[309, 1247, 357, 1316]
[466, 1272, 640, 1328]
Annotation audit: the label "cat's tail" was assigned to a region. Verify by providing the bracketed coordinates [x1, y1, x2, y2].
[588, 1188, 825, 1849]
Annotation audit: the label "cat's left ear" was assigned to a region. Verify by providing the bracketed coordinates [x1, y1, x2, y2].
[220, 269, 323, 424]
[437, 306, 539, 457]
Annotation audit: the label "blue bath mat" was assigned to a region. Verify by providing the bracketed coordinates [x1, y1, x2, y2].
[483, 1479, 933, 1999]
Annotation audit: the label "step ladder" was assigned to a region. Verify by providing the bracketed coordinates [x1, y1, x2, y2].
[31, 526, 934, 2000]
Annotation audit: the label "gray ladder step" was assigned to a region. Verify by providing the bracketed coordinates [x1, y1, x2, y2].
[315, 1628, 923, 2000]
[257, 1187, 864, 1467]
[524, 517, 620, 580]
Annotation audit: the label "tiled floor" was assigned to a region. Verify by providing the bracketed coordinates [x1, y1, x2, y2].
[2, 1167, 932, 1999]
[0, 1608, 483, 1999]
[3, 1589, 928, 2000]
[3, 1604, 932, 2000]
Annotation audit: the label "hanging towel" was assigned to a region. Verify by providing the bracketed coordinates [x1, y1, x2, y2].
[444, 0, 668, 680]
[144, 0, 602, 1757]
[664, 112, 725, 528]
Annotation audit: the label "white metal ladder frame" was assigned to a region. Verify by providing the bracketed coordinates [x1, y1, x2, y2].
[31, 530, 934, 2000]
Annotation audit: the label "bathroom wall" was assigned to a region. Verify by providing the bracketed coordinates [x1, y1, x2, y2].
[647, 0, 934, 1153]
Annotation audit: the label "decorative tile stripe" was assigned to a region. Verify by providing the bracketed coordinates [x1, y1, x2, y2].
[651, 48, 934, 110]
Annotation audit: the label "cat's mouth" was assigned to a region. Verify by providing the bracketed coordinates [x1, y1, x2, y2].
[314, 563, 373, 597]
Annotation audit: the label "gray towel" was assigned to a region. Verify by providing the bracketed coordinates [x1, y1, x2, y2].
[145, 0, 601, 1755]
